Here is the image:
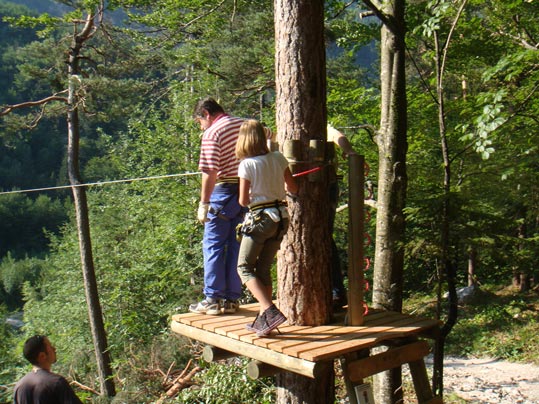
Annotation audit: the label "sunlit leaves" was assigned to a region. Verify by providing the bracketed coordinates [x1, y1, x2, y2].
[414, 0, 452, 38]
[458, 90, 507, 160]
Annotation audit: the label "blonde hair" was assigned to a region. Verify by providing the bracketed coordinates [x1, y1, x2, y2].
[235, 119, 269, 160]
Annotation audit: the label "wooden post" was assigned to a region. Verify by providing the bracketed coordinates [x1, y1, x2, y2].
[308, 139, 325, 181]
[202, 345, 236, 362]
[409, 357, 439, 404]
[247, 360, 282, 379]
[347, 154, 365, 325]
[283, 139, 302, 175]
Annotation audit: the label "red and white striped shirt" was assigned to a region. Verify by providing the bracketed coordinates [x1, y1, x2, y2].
[198, 114, 243, 178]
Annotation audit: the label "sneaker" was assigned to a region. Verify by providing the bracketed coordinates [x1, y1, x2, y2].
[223, 299, 239, 314]
[255, 304, 287, 337]
[188, 298, 222, 315]
[246, 312, 265, 332]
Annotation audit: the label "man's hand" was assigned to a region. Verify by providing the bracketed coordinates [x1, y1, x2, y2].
[197, 202, 210, 223]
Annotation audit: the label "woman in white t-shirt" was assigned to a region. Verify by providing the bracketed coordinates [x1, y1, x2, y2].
[235, 119, 298, 336]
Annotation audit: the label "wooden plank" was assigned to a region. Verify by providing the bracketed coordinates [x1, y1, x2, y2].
[296, 326, 398, 361]
[204, 317, 254, 332]
[172, 312, 209, 325]
[172, 304, 259, 324]
[346, 340, 431, 382]
[362, 311, 408, 326]
[281, 325, 390, 358]
[302, 319, 440, 361]
[363, 311, 440, 328]
[282, 321, 410, 359]
[171, 320, 324, 378]
[171, 307, 440, 364]
[171, 312, 200, 322]
[255, 325, 344, 353]
[189, 315, 245, 329]
[214, 319, 256, 336]
[363, 313, 438, 330]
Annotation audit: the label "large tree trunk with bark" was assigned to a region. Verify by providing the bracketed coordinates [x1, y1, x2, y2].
[366, 0, 408, 402]
[67, 11, 115, 397]
[274, 0, 334, 402]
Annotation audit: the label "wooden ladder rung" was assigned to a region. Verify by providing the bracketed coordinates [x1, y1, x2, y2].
[346, 340, 431, 382]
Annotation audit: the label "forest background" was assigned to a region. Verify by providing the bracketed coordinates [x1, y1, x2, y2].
[0, 0, 538, 403]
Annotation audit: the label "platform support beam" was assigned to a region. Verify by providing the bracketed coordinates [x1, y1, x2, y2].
[247, 360, 282, 379]
[202, 345, 237, 362]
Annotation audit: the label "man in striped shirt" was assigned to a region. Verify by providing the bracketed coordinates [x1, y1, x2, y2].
[190, 97, 245, 315]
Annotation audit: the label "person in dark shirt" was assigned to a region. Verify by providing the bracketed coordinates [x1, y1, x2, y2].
[13, 335, 83, 404]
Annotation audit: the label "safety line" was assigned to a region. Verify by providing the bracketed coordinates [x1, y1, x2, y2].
[0, 172, 202, 196]
[0, 165, 339, 196]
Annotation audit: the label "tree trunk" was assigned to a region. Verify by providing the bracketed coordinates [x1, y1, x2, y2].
[431, 3, 468, 392]
[274, 0, 334, 402]
[468, 247, 476, 287]
[67, 12, 115, 397]
[367, 0, 408, 402]
[515, 221, 529, 292]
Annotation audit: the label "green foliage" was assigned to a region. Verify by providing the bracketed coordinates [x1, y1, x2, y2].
[458, 90, 507, 159]
[0, 193, 68, 259]
[2, 0, 539, 402]
[177, 358, 275, 404]
[407, 286, 539, 365]
[2, 13, 60, 38]
[0, 252, 44, 309]
[0, 304, 25, 403]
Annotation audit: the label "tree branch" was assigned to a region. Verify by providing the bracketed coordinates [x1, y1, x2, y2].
[0, 94, 68, 116]
[440, 0, 468, 86]
[361, 0, 395, 33]
[181, 0, 226, 31]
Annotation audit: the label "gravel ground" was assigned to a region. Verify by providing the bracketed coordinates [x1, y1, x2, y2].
[427, 356, 539, 404]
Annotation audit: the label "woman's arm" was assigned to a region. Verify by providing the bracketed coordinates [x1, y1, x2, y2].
[238, 178, 251, 207]
[284, 167, 298, 195]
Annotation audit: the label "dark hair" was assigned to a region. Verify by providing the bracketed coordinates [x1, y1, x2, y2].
[23, 335, 47, 365]
[193, 97, 225, 118]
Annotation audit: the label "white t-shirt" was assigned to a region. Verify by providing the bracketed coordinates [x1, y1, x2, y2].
[238, 151, 289, 219]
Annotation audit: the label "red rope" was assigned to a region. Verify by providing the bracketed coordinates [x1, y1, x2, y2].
[292, 166, 322, 177]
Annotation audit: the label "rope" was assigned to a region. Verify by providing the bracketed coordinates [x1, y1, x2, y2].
[0, 172, 202, 196]
[292, 166, 322, 177]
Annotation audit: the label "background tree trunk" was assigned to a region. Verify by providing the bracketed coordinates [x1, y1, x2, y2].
[366, 0, 408, 402]
[67, 11, 115, 397]
[431, 2, 468, 393]
[274, 0, 334, 402]
[468, 247, 477, 287]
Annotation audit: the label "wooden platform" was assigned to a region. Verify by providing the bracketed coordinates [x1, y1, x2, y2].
[171, 304, 440, 379]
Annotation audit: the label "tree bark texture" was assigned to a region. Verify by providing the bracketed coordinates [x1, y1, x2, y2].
[275, 0, 330, 331]
[371, 0, 407, 314]
[67, 12, 115, 397]
[369, 0, 408, 402]
[274, 0, 334, 402]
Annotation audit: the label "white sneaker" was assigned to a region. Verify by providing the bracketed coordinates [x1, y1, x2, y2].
[188, 299, 222, 315]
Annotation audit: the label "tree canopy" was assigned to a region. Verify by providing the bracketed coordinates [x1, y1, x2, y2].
[0, 0, 538, 402]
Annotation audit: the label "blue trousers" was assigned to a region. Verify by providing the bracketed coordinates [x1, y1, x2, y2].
[203, 183, 245, 300]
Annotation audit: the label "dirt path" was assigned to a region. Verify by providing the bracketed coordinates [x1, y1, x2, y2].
[430, 356, 539, 403]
